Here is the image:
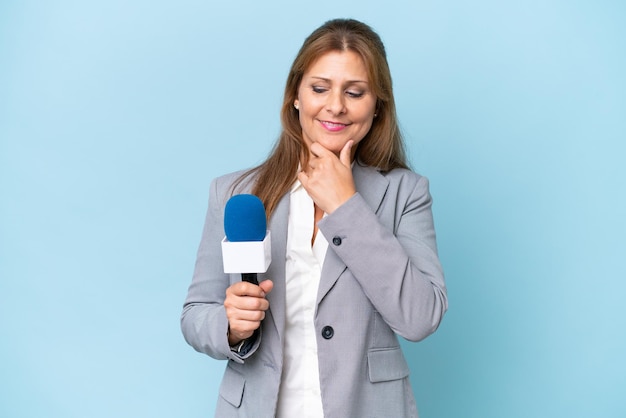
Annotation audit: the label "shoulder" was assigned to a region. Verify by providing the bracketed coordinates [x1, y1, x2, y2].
[380, 168, 432, 208]
[381, 166, 426, 185]
[356, 162, 428, 191]
[211, 168, 259, 195]
[206, 168, 260, 210]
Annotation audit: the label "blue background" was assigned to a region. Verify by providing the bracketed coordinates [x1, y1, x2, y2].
[1, 1, 624, 417]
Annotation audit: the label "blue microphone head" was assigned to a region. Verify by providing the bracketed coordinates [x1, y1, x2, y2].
[224, 194, 267, 242]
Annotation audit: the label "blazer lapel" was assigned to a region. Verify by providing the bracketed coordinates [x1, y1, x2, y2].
[264, 192, 289, 345]
[352, 162, 389, 214]
[316, 163, 389, 306]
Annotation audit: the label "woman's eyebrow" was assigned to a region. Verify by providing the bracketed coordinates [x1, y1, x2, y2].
[308, 76, 369, 84]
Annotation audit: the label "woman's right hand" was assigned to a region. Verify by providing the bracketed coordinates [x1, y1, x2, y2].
[224, 279, 274, 346]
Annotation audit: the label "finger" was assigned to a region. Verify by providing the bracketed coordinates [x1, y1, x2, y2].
[228, 281, 267, 298]
[225, 302, 267, 341]
[339, 140, 354, 167]
[309, 142, 322, 157]
[297, 170, 309, 185]
[230, 308, 266, 322]
[258, 279, 274, 295]
[227, 294, 270, 311]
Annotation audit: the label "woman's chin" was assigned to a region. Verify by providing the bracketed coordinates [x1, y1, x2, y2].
[312, 139, 348, 156]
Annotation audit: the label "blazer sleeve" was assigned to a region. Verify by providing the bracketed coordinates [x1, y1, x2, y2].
[317, 174, 447, 342]
[180, 176, 260, 363]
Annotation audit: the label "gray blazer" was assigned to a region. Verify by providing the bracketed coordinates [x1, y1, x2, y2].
[181, 162, 447, 417]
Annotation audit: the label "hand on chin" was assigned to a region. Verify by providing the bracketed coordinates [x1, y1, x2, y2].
[298, 141, 356, 214]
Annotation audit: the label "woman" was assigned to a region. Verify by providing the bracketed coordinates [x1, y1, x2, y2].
[181, 18, 447, 417]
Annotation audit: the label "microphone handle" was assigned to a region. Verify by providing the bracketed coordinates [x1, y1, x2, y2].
[241, 273, 258, 285]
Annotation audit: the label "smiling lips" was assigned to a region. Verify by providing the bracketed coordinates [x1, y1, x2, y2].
[319, 120, 349, 132]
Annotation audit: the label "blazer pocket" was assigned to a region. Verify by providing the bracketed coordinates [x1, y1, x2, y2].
[219, 365, 245, 407]
[367, 347, 410, 383]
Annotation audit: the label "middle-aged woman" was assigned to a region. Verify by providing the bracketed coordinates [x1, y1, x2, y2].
[181, 18, 448, 418]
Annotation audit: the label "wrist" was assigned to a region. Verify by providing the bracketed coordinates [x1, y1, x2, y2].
[229, 329, 259, 356]
[227, 327, 243, 346]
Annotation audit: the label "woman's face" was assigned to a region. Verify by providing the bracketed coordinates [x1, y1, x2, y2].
[295, 50, 377, 158]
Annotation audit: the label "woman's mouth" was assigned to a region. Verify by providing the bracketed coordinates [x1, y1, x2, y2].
[319, 120, 349, 132]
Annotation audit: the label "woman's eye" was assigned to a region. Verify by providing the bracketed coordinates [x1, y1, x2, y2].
[347, 90, 364, 98]
[312, 86, 327, 94]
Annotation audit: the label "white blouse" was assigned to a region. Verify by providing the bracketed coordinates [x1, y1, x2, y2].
[275, 180, 328, 418]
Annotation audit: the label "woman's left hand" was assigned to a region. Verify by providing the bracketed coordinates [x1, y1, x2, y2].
[298, 140, 356, 214]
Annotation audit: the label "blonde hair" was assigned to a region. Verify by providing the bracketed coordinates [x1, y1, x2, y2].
[234, 18, 408, 218]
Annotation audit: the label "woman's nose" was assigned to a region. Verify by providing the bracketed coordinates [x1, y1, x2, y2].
[325, 91, 346, 115]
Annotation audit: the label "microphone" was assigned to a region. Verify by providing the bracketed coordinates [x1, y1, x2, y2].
[221, 194, 272, 285]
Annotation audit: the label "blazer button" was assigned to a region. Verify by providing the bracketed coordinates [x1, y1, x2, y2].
[332, 236, 342, 246]
[321, 326, 334, 339]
